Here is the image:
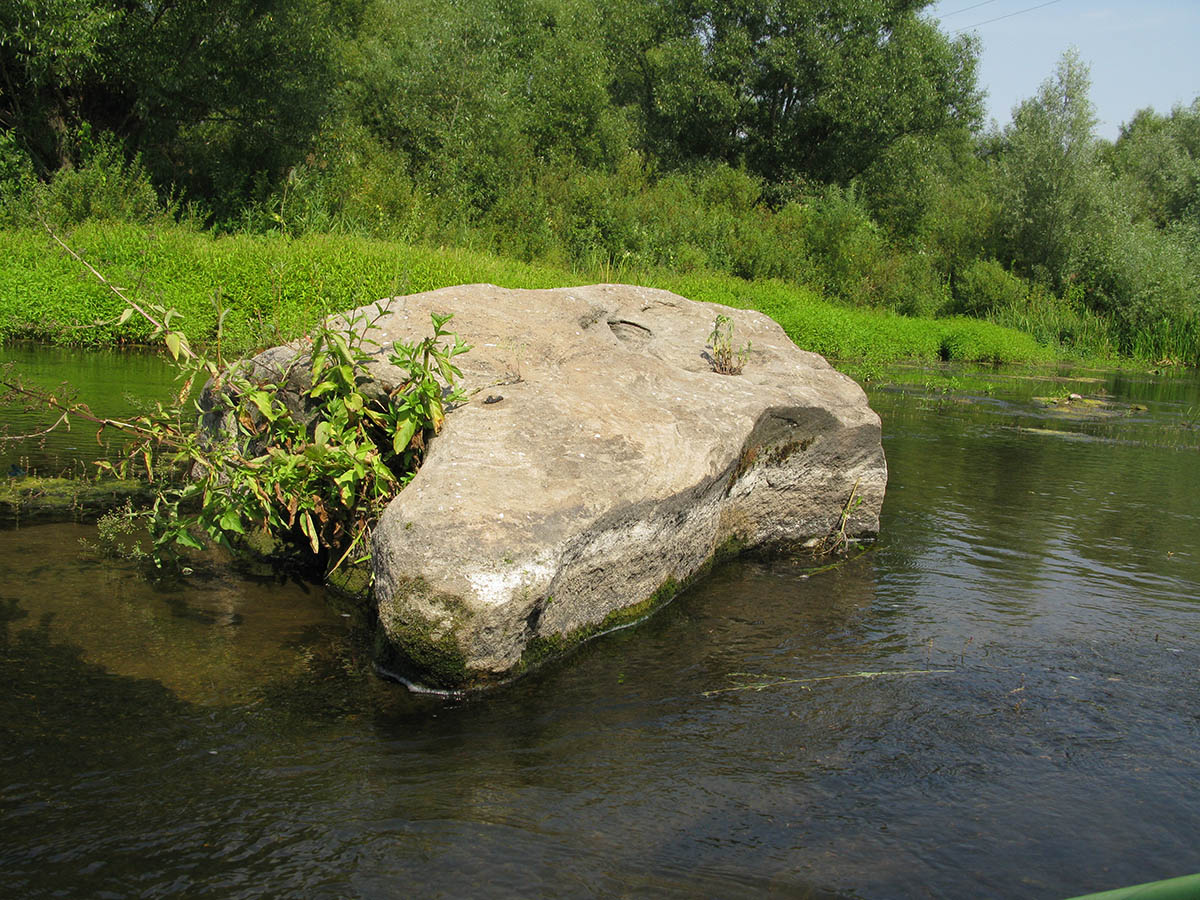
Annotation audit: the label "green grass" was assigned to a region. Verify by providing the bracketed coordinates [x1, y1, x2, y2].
[0, 222, 1056, 366]
[0, 223, 572, 353]
[660, 271, 1051, 365]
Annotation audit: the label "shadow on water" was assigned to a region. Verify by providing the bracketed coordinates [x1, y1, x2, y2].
[1, 354, 1199, 899]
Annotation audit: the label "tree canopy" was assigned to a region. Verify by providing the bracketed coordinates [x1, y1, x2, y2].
[615, 0, 982, 183]
[3, 0, 983, 206]
[1, 0, 358, 208]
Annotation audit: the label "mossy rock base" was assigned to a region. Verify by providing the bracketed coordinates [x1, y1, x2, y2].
[325, 559, 374, 602]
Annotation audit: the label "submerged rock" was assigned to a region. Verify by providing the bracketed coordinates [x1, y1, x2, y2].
[1033, 393, 1149, 418]
[0, 476, 153, 527]
[337, 284, 888, 690]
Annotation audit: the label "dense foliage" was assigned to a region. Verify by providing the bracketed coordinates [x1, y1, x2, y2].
[1, 0, 1197, 363]
[146, 308, 470, 574]
[0, 277, 471, 574]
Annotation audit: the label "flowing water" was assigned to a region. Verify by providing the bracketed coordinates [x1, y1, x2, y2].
[2, 353, 1199, 899]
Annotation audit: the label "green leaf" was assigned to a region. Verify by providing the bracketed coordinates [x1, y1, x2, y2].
[247, 390, 276, 421]
[393, 416, 418, 454]
[218, 509, 247, 534]
[314, 421, 331, 446]
[164, 331, 183, 361]
[299, 511, 319, 554]
[174, 531, 205, 551]
[331, 332, 351, 361]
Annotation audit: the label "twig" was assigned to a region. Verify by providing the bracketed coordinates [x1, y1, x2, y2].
[0, 409, 71, 443]
[41, 222, 197, 360]
[0, 376, 161, 444]
[816, 477, 862, 555]
[327, 521, 370, 576]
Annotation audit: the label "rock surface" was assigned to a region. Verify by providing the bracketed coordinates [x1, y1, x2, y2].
[322, 283, 889, 691]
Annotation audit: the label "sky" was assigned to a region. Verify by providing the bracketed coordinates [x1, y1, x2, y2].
[924, 0, 1200, 140]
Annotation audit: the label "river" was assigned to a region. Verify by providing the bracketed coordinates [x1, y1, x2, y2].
[2, 349, 1198, 898]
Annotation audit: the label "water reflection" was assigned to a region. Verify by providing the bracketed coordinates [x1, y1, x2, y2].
[0, 343, 177, 474]
[1, 523, 346, 704]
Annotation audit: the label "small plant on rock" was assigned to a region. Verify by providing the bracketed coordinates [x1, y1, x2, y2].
[707, 314, 751, 375]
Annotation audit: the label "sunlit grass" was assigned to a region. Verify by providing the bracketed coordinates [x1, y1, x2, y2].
[0, 223, 1082, 367]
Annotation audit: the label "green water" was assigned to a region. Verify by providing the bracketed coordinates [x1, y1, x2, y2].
[2, 355, 1198, 899]
[0, 343, 178, 475]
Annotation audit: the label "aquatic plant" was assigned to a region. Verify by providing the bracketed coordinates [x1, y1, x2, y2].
[81, 499, 149, 562]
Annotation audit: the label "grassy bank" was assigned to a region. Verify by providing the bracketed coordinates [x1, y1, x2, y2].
[2, 222, 1060, 366]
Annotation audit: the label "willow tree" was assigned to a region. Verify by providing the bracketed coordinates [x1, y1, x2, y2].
[1107, 100, 1200, 230]
[990, 48, 1106, 290]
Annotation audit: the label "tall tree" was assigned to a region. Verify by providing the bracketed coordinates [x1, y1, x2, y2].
[0, 0, 360, 210]
[992, 52, 1199, 351]
[991, 48, 1103, 289]
[345, 0, 630, 210]
[606, 0, 983, 185]
[1106, 100, 1200, 229]
[0, 0, 117, 171]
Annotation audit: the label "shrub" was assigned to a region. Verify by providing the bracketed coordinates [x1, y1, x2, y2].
[936, 317, 1049, 364]
[872, 252, 954, 318]
[800, 185, 888, 303]
[27, 130, 163, 227]
[953, 258, 1027, 316]
[0, 131, 36, 223]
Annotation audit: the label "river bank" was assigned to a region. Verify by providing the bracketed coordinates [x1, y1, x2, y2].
[2, 222, 1084, 368]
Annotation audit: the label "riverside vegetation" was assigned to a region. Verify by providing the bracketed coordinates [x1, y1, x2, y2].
[0, 1, 1197, 367]
[1, 241, 472, 578]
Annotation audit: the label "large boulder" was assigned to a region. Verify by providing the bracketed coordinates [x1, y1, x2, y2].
[346, 284, 887, 691]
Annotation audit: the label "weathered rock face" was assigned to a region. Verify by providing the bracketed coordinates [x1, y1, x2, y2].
[337, 283, 887, 691]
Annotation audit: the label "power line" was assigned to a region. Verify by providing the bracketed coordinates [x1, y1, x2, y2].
[953, 0, 1064, 33]
[939, 0, 1004, 18]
